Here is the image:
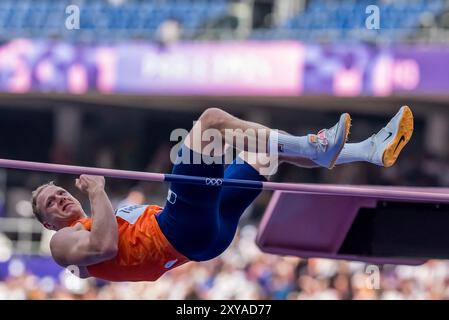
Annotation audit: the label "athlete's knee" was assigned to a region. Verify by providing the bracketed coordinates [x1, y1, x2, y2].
[199, 107, 228, 130]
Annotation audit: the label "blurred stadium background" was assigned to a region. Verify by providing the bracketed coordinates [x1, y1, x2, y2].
[0, 0, 449, 299]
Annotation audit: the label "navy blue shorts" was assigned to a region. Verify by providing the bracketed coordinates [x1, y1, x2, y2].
[156, 144, 266, 261]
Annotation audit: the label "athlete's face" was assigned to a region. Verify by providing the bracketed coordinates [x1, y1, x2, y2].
[37, 185, 85, 230]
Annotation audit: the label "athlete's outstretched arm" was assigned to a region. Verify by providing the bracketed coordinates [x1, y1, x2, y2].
[50, 175, 118, 267]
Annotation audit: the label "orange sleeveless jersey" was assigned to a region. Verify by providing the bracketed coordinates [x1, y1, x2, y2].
[72, 204, 189, 282]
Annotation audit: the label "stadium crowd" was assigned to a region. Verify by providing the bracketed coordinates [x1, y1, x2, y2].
[2, 226, 449, 300]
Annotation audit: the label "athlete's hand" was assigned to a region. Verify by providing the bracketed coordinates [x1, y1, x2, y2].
[75, 175, 105, 195]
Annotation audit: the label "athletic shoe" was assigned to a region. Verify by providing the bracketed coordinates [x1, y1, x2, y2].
[312, 113, 352, 169]
[368, 105, 414, 167]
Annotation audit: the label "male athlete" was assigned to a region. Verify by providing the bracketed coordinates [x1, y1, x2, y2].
[31, 106, 413, 282]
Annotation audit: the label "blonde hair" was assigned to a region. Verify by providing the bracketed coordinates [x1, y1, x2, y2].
[31, 181, 55, 224]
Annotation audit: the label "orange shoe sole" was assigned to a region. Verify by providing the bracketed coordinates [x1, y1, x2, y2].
[382, 105, 414, 167]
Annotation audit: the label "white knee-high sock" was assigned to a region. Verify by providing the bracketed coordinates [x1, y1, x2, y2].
[268, 130, 317, 159]
[335, 138, 373, 165]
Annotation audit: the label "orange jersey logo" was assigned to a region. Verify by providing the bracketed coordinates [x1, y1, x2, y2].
[73, 205, 189, 282]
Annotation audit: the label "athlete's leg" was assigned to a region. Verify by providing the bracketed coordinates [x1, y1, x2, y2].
[156, 144, 224, 260]
[157, 110, 251, 260]
[178, 107, 413, 261]
[184, 107, 270, 156]
[185, 107, 351, 169]
[157, 110, 263, 260]
[335, 106, 413, 167]
[158, 107, 350, 261]
[194, 151, 269, 261]
[192, 107, 415, 260]
[195, 149, 319, 261]
[281, 106, 414, 168]
[183, 106, 413, 171]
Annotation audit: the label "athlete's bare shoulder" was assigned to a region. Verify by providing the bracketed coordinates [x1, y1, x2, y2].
[49, 223, 91, 267]
[50, 222, 86, 243]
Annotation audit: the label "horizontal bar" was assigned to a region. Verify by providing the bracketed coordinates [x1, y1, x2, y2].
[0, 158, 165, 182]
[0, 158, 448, 202]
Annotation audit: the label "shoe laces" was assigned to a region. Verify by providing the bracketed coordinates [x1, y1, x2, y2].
[310, 129, 329, 152]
